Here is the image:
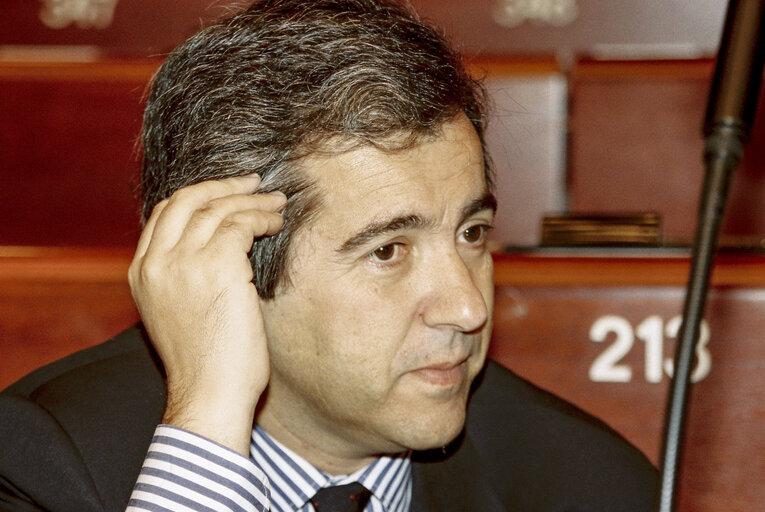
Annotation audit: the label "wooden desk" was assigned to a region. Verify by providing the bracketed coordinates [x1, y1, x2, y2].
[490, 251, 765, 512]
[1, 248, 763, 510]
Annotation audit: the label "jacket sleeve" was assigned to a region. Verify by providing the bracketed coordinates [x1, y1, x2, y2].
[0, 395, 104, 512]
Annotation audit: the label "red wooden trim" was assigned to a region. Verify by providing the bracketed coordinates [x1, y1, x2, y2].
[573, 59, 714, 81]
[0, 246, 134, 283]
[493, 252, 765, 287]
[0, 60, 160, 82]
[3, 246, 765, 287]
[0, 57, 559, 83]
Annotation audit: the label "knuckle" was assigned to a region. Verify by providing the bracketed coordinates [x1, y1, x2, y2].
[227, 210, 250, 224]
[138, 254, 165, 283]
[189, 203, 219, 225]
[127, 258, 141, 282]
[166, 185, 196, 206]
[127, 266, 138, 289]
[226, 209, 257, 227]
[218, 217, 241, 232]
[148, 199, 169, 219]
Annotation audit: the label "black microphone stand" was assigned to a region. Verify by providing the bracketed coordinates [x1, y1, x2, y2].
[657, 1, 765, 511]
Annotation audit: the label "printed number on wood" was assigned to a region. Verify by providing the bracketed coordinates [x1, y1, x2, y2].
[588, 315, 711, 383]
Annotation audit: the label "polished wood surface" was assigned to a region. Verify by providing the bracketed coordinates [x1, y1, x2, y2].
[494, 250, 765, 286]
[570, 59, 765, 246]
[490, 252, 765, 512]
[0, 61, 154, 247]
[0, 60, 158, 81]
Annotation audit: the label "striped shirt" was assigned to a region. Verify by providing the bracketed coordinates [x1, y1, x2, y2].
[251, 425, 411, 512]
[127, 425, 411, 512]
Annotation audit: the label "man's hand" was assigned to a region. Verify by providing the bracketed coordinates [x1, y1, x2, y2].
[128, 175, 286, 455]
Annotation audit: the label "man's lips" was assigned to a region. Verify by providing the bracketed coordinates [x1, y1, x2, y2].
[410, 359, 468, 386]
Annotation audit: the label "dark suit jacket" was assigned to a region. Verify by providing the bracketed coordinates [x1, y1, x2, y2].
[0, 327, 658, 511]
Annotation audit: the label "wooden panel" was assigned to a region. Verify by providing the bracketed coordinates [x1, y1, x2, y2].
[0, 1, 227, 55]
[477, 59, 567, 247]
[1, 58, 564, 249]
[490, 251, 765, 512]
[0, 1, 727, 58]
[493, 250, 765, 286]
[0, 61, 157, 247]
[570, 59, 765, 246]
[490, 286, 765, 511]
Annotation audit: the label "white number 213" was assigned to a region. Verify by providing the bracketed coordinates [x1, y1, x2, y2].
[588, 315, 712, 384]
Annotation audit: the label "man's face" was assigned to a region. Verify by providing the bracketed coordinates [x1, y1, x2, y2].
[258, 114, 495, 461]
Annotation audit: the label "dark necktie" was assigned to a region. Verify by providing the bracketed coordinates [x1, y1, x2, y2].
[309, 481, 372, 512]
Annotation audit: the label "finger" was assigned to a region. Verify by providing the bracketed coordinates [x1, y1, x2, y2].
[129, 199, 170, 289]
[176, 192, 287, 252]
[149, 175, 262, 254]
[133, 199, 169, 262]
[206, 209, 286, 256]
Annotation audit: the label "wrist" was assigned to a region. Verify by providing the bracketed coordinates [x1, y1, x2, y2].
[163, 380, 263, 456]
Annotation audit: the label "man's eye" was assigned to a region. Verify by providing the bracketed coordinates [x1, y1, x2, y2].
[372, 243, 398, 262]
[462, 225, 489, 244]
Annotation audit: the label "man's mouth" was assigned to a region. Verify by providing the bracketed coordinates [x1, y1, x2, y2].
[410, 359, 468, 387]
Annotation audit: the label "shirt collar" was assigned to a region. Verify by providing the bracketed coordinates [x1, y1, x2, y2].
[251, 425, 411, 511]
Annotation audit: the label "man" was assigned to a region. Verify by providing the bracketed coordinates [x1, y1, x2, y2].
[0, 0, 658, 510]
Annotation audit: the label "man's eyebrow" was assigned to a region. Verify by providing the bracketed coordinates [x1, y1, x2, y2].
[459, 192, 497, 224]
[337, 215, 434, 254]
[336, 192, 497, 255]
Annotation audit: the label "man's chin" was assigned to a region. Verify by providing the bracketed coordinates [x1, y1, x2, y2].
[397, 410, 467, 452]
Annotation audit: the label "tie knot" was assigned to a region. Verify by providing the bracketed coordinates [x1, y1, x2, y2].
[309, 481, 372, 512]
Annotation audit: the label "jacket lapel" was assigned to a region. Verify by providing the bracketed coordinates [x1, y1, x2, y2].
[410, 432, 506, 511]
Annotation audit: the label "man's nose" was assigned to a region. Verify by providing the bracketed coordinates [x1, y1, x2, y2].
[419, 251, 489, 333]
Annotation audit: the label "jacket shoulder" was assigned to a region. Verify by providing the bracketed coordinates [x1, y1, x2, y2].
[3, 327, 153, 397]
[466, 360, 659, 511]
[0, 326, 166, 511]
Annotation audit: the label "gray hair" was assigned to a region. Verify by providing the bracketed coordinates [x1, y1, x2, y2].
[140, 0, 490, 299]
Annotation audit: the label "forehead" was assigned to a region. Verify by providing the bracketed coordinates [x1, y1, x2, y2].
[299, 115, 487, 229]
